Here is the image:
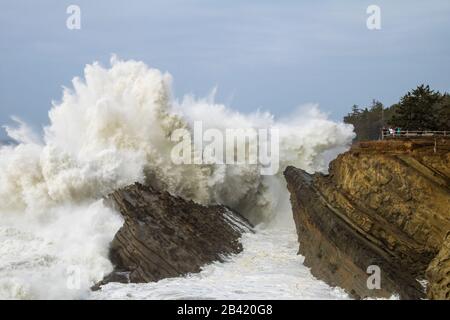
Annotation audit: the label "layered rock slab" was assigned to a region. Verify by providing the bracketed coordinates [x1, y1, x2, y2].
[284, 139, 450, 299]
[426, 233, 450, 299]
[98, 183, 252, 287]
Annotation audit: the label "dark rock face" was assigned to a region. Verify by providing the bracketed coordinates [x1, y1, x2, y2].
[284, 139, 450, 299]
[98, 183, 252, 287]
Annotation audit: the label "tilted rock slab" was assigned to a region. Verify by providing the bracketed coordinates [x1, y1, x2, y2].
[98, 183, 252, 286]
[426, 233, 450, 299]
[284, 139, 450, 299]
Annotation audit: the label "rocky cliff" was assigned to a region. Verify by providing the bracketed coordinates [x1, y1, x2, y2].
[284, 138, 450, 299]
[426, 234, 450, 299]
[96, 183, 252, 288]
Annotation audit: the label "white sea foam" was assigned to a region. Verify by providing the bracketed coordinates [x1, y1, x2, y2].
[91, 225, 350, 300]
[0, 57, 354, 299]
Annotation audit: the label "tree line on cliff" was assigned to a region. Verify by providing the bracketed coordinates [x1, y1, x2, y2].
[344, 85, 450, 141]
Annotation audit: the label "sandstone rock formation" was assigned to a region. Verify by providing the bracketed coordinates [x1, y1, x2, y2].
[284, 138, 450, 299]
[96, 182, 252, 288]
[426, 233, 450, 299]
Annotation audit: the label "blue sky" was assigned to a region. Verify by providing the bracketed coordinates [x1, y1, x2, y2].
[1, 0, 450, 139]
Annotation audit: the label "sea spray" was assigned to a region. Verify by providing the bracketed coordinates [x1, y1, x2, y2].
[0, 57, 354, 299]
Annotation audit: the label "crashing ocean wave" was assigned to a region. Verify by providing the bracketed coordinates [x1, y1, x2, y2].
[0, 57, 354, 299]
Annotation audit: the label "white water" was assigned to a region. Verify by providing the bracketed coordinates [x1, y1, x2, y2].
[0, 57, 354, 299]
[92, 226, 349, 300]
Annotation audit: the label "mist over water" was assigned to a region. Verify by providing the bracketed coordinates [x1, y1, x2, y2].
[0, 57, 354, 299]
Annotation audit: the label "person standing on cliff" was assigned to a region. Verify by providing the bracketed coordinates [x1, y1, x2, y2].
[389, 127, 394, 136]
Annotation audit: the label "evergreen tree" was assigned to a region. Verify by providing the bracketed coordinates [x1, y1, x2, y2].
[389, 85, 441, 130]
[432, 93, 450, 131]
[344, 100, 385, 141]
[344, 85, 449, 141]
